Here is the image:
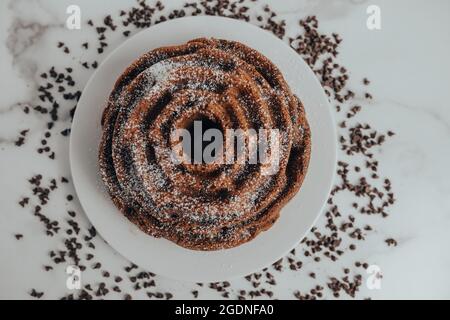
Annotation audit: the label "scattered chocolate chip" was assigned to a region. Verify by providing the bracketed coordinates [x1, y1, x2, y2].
[385, 238, 398, 247]
[30, 289, 44, 299]
[61, 129, 71, 137]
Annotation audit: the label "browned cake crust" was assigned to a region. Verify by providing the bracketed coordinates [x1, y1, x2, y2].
[98, 38, 311, 251]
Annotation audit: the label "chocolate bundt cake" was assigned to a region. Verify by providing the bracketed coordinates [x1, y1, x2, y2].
[99, 38, 311, 250]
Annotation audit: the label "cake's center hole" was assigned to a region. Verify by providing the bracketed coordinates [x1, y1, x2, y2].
[184, 116, 223, 164]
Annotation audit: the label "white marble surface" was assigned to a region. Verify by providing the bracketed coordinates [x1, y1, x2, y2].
[1, 0, 450, 300]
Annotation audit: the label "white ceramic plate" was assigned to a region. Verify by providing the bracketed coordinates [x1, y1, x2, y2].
[70, 16, 336, 282]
